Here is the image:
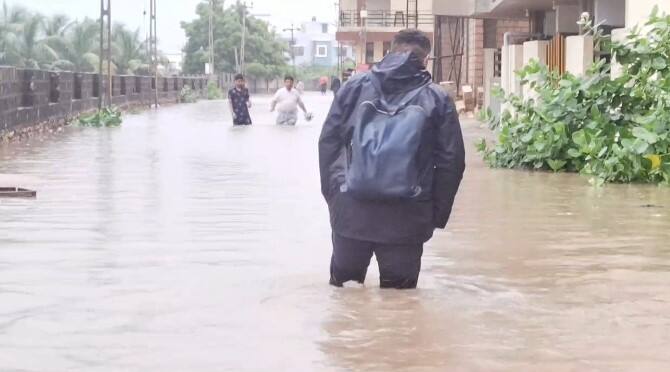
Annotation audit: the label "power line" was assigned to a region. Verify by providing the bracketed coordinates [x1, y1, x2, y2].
[283, 23, 297, 75]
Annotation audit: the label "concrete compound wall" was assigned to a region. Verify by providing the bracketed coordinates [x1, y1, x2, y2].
[0, 66, 227, 140]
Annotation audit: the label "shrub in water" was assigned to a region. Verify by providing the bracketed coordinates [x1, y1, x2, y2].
[479, 8, 670, 184]
[79, 107, 122, 127]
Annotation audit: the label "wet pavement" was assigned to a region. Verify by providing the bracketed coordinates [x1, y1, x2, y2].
[1, 92, 670, 371]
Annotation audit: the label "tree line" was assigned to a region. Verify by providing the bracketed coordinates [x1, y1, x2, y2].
[180, 1, 288, 81]
[0, 1, 162, 75]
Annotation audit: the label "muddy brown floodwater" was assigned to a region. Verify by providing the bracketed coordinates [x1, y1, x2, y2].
[1, 93, 670, 371]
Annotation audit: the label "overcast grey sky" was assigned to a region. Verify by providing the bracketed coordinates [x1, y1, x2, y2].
[7, 0, 337, 55]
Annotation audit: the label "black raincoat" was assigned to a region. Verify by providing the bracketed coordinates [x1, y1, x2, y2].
[319, 52, 465, 244]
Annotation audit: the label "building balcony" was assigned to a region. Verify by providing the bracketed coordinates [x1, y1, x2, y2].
[433, 0, 555, 18]
[337, 9, 434, 33]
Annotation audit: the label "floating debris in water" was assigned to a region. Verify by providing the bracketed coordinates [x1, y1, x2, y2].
[0, 187, 37, 198]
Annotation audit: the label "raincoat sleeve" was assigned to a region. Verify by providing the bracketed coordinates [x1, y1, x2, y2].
[433, 96, 466, 229]
[319, 83, 355, 202]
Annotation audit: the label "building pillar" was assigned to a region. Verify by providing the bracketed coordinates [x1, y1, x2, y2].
[522, 40, 549, 98]
[565, 35, 594, 77]
[483, 48, 500, 113]
[501, 44, 524, 96]
[610, 28, 628, 79]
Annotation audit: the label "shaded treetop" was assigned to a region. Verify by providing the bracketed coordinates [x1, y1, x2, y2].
[181, 0, 287, 74]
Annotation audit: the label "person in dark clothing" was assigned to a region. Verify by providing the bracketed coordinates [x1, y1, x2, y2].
[228, 74, 252, 125]
[331, 76, 342, 96]
[318, 29, 465, 289]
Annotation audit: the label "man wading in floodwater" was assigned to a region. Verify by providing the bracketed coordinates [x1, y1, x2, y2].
[271, 76, 311, 126]
[319, 29, 465, 289]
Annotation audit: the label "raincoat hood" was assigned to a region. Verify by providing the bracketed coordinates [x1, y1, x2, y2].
[371, 52, 432, 95]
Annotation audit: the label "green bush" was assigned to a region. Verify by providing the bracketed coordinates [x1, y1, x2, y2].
[180, 86, 198, 103]
[479, 8, 670, 184]
[207, 81, 223, 100]
[78, 107, 122, 127]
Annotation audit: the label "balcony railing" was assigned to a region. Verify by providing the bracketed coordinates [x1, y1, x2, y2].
[338, 10, 434, 28]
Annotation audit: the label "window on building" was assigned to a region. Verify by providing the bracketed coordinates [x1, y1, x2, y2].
[315, 45, 328, 58]
[293, 46, 305, 57]
[365, 42, 374, 64]
[322, 23, 328, 33]
[383, 41, 392, 56]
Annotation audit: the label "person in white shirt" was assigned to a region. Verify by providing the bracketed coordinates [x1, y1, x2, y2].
[270, 76, 311, 126]
[296, 80, 305, 95]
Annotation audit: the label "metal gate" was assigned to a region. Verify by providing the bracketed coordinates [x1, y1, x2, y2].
[433, 16, 465, 92]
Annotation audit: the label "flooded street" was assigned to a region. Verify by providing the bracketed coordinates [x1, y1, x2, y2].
[1, 92, 670, 371]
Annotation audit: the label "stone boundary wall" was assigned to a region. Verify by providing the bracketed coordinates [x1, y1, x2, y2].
[0, 66, 238, 141]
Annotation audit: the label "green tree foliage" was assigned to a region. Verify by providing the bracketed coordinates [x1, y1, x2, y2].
[181, 0, 287, 74]
[0, 1, 151, 74]
[479, 9, 670, 184]
[112, 24, 149, 75]
[45, 18, 99, 72]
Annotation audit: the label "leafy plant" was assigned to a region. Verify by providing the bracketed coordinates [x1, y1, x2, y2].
[78, 107, 122, 127]
[479, 9, 670, 184]
[180, 85, 198, 103]
[181, 1, 287, 74]
[207, 81, 223, 100]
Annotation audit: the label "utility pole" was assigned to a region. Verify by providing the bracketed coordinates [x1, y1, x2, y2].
[334, 1, 341, 78]
[143, 5, 149, 58]
[208, 0, 215, 75]
[240, 1, 253, 74]
[150, 0, 158, 108]
[107, 1, 112, 105]
[283, 23, 297, 74]
[99, 0, 111, 109]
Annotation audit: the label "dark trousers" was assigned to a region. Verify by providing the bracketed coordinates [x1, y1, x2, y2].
[329, 234, 424, 289]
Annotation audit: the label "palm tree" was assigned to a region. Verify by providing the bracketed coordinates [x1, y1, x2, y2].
[1, 3, 60, 69]
[112, 24, 148, 74]
[42, 14, 72, 37]
[46, 18, 99, 72]
[0, 2, 28, 65]
[11, 14, 59, 69]
[1, 1, 28, 29]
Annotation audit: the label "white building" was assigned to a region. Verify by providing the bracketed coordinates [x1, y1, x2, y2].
[283, 17, 354, 68]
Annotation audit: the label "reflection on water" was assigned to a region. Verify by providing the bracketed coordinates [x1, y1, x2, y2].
[1, 94, 670, 371]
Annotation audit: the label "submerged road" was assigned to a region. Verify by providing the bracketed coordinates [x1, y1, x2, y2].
[1, 92, 670, 371]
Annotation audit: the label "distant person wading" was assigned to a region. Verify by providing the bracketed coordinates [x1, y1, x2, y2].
[331, 76, 341, 96]
[319, 29, 466, 289]
[228, 74, 252, 126]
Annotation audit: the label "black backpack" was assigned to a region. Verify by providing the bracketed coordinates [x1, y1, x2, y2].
[343, 79, 431, 200]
